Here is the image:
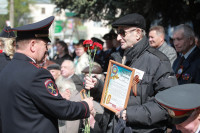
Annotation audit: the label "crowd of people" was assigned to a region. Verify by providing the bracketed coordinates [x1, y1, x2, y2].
[0, 12, 200, 133]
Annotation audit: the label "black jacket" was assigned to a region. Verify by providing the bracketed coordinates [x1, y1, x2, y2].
[53, 53, 73, 65]
[93, 36, 178, 133]
[0, 53, 11, 73]
[71, 74, 84, 92]
[0, 53, 90, 133]
[172, 46, 200, 84]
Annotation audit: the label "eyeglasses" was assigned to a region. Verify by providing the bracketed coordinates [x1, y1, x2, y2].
[117, 29, 137, 37]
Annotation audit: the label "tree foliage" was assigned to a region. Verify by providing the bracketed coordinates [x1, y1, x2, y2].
[0, 0, 33, 30]
[53, 0, 200, 35]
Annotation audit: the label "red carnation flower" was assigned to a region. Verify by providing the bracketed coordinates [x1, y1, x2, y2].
[84, 47, 88, 52]
[83, 40, 93, 46]
[93, 42, 103, 50]
[90, 45, 95, 50]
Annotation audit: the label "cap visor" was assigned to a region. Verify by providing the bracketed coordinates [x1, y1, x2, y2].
[171, 114, 191, 125]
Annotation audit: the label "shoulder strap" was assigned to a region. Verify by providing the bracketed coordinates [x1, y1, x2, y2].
[147, 47, 168, 61]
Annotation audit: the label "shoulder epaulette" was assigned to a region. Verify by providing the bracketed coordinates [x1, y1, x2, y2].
[29, 62, 42, 69]
[147, 47, 168, 61]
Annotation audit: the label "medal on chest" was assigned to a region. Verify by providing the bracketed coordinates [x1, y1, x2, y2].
[176, 65, 184, 79]
[182, 73, 190, 80]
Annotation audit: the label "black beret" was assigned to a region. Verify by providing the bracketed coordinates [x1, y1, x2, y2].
[0, 26, 15, 38]
[82, 65, 103, 74]
[12, 16, 54, 42]
[102, 33, 112, 40]
[155, 84, 200, 124]
[47, 64, 61, 70]
[103, 29, 117, 40]
[112, 13, 146, 30]
[73, 39, 84, 46]
[91, 37, 104, 46]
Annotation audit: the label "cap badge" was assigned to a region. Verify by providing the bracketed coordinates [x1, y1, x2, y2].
[45, 79, 58, 96]
[167, 108, 175, 117]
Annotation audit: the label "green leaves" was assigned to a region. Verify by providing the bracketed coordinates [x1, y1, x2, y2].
[53, 0, 200, 35]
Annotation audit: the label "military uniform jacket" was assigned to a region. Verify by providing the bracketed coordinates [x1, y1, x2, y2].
[173, 47, 200, 84]
[92, 36, 178, 133]
[0, 53, 11, 73]
[0, 53, 90, 133]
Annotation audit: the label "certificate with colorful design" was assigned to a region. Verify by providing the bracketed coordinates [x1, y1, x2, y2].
[100, 60, 135, 113]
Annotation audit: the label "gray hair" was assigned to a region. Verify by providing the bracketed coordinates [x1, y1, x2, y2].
[62, 59, 75, 71]
[56, 76, 76, 92]
[141, 29, 146, 36]
[149, 25, 165, 37]
[173, 24, 195, 39]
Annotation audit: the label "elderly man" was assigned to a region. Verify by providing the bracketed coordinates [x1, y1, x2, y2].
[155, 84, 200, 133]
[47, 63, 61, 80]
[0, 16, 93, 133]
[149, 25, 177, 66]
[61, 59, 84, 92]
[85, 13, 178, 132]
[172, 24, 200, 84]
[56, 77, 82, 133]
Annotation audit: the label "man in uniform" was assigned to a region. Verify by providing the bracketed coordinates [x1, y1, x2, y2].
[84, 13, 178, 132]
[155, 84, 200, 133]
[0, 16, 93, 133]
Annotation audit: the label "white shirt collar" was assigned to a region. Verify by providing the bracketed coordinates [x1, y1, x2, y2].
[183, 46, 196, 59]
[27, 56, 36, 63]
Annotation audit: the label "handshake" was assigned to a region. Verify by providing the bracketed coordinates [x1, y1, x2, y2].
[83, 97, 95, 116]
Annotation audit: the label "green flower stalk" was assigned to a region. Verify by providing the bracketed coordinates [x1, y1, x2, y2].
[83, 40, 103, 133]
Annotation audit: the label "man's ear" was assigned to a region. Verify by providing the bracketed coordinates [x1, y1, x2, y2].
[30, 39, 37, 52]
[189, 37, 195, 46]
[136, 29, 142, 41]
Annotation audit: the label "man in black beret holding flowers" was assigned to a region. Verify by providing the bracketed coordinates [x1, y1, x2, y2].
[84, 13, 178, 132]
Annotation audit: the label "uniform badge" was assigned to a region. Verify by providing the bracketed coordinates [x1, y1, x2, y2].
[45, 79, 58, 96]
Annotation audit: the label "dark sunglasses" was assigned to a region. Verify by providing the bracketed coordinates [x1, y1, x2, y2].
[117, 29, 137, 37]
